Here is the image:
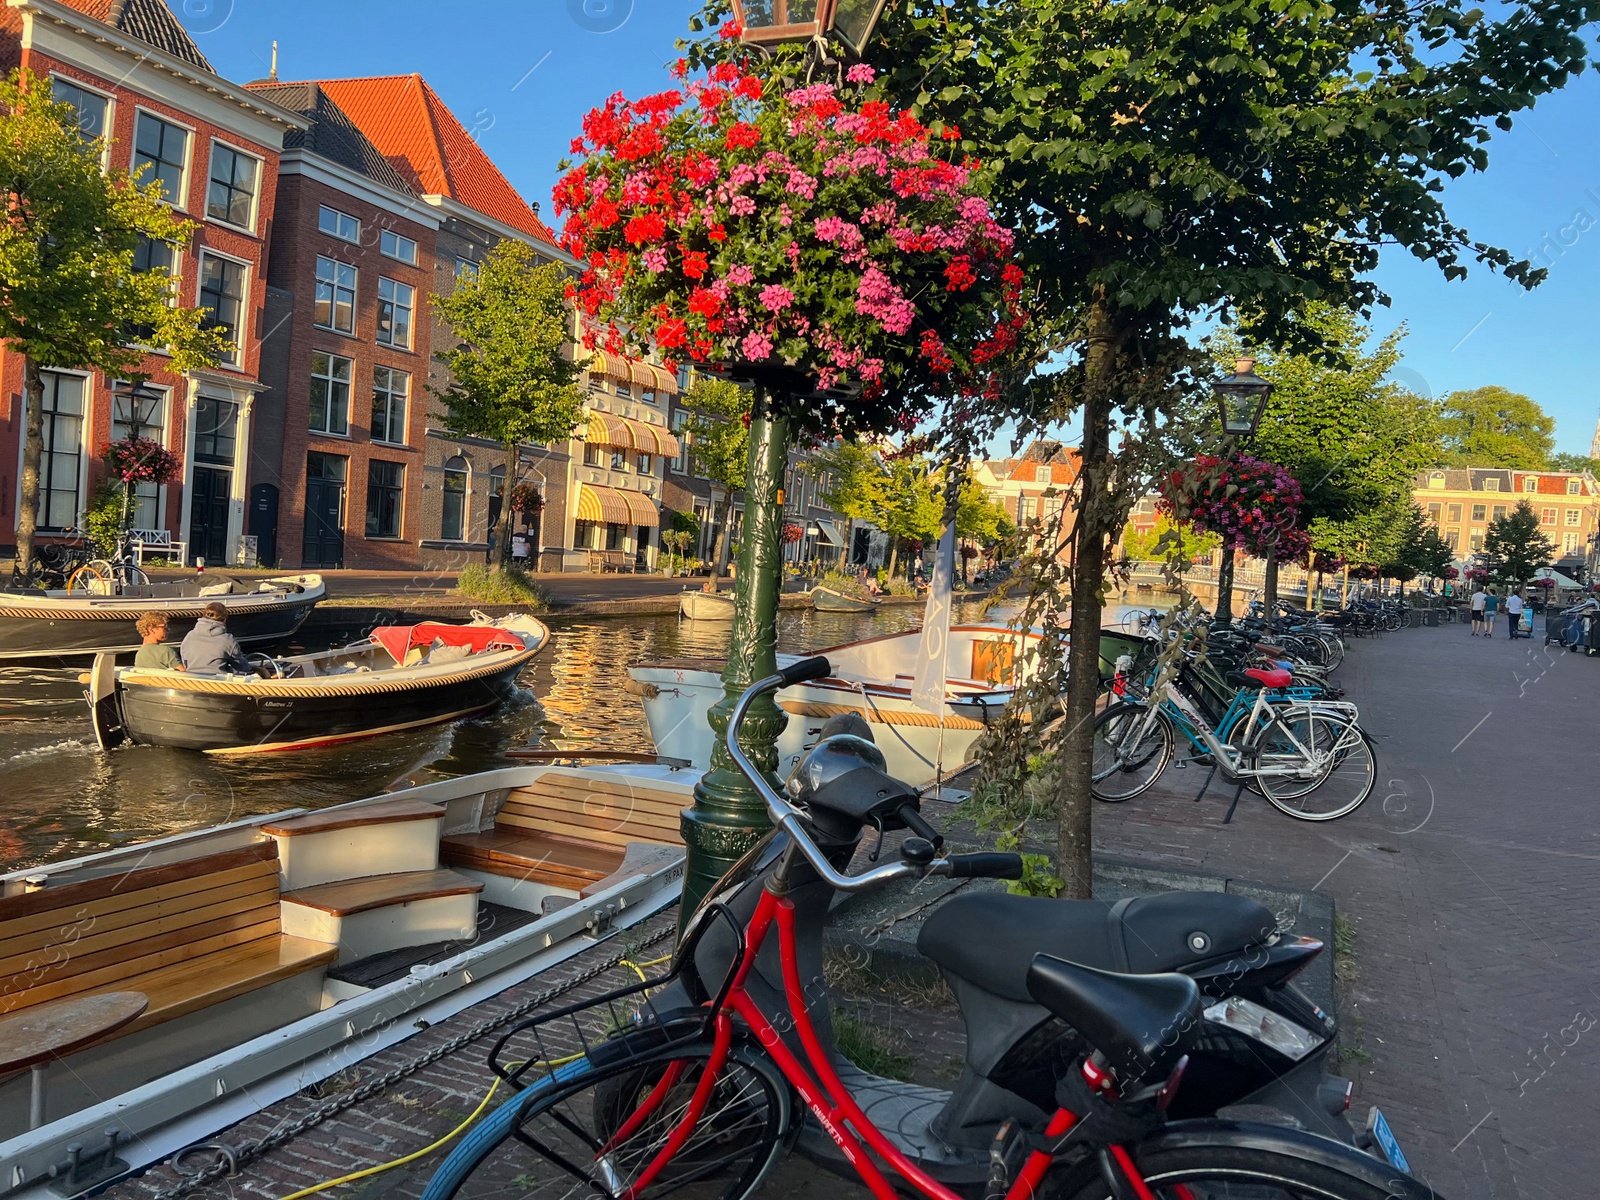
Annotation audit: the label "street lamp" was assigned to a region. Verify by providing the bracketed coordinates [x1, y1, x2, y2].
[1210, 356, 1273, 622]
[729, 0, 891, 56]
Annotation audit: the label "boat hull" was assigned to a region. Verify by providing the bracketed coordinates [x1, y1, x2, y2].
[0, 575, 323, 660]
[116, 654, 534, 753]
[679, 589, 736, 620]
[810, 586, 878, 612]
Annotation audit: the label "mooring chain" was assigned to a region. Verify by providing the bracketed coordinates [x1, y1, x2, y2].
[150, 924, 676, 1200]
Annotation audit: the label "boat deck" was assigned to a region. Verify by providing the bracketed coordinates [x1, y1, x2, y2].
[103, 908, 680, 1200]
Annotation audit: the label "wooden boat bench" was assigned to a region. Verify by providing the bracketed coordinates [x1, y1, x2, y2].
[441, 772, 685, 896]
[0, 842, 337, 1055]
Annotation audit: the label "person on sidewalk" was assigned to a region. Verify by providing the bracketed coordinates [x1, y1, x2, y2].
[1505, 590, 1525, 638]
[1482, 587, 1499, 638]
[133, 612, 183, 671]
[1469, 585, 1487, 635]
[181, 602, 251, 674]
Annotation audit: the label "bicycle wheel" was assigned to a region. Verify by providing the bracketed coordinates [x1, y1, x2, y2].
[1091, 702, 1174, 802]
[117, 564, 151, 591]
[1051, 1137, 1433, 1199]
[1252, 710, 1375, 820]
[421, 1039, 789, 1200]
[66, 561, 113, 594]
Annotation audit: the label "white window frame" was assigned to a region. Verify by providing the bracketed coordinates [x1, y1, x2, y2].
[196, 248, 249, 368]
[204, 137, 263, 234]
[48, 73, 112, 166]
[318, 205, 360, 243]
[314, 256, 358, 335]
[110, 382, 172, 532]
[1523, 477, 1537, 492]
[1484, 477, 1500, 491]
[132, 106, 193, 210]
[376, 276, 415, 350]
[1568, 479, 1582, 495]
[1565, 509, 1581, 527]
[379, 229, 418, 265]
[21, 369, 91, 534]
[1564, 532, 1581, 552]
[309, 351, 354, 437]
[1541, 507, 1557, 526]
[371, 365, 409, 446]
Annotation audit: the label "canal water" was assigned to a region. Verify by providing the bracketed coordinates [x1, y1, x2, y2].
[0, 605, 944, 872]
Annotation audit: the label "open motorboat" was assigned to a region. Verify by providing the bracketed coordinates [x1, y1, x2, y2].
[84, 613, 549, 755]
[679, 588, 736, 620]
[0, 758, 691, 1195]
[0, 574, 324, 661]
[626, 622, 1044, 785]
[810, 585, 880, 612]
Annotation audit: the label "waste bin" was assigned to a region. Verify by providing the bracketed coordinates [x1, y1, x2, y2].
[1422, 609, 1438, 627]
[1546, 611, 1574, 646]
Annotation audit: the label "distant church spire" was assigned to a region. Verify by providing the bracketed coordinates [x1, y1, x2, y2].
[1591, 408, 1600, 462]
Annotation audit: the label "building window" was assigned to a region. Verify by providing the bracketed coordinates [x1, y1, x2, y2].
[309, 352, 352, 435]
[1427, 471, 1445, 489]
[1471, 504, 1485, 521]
[35, 371, 85, 531]
[126, 236, 178, 342]
[1484, 477, 1500, 491]
[1567, 479, 1582, 495]
[1566, 508, 1581, 526]
[573, 519, 597, 550]
[1524, 477, 1538, 492]
[1470, 533, 1483, 552]
[671, 410, 692, 474]
[111, 384, 168, 530]
[371, 366, 409, 445]
[192, 396, 237, 465]
[642, 389, 658, 406]
[1541, 507, 1557, 525]
[583, 443, 602, 467]
[197, 253, 244, 365]
[1492, 505, 1506, 520]
[606, 522, 625, 550]
[1564, 532, 1581, 553]
[134, 112, 188, 203]
[314, 257, 357, 334]
[379, 230, 417, 265]
[615, 380, 629, 397]
[610, 448, 627, 471]
[1427, 503, 1441, 522]
[206, 142, 258, 228]
[638, 452, 653, 475]
[51, 77, 109, 142]
[1446, 503, 1461, 522]
[455, 258, 478, 282]
[441, 456, 468, 541]
[1445, 530, 1458, 550]
[318, 205, 359, 242]
[376, 277, 414, 349]
[365, 460, 404, 538]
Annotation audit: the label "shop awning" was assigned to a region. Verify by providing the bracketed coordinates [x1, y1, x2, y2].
[575, 483, 660, 528]
[586, 349, 679, 396]
[582, 409, 681, 457]
[815, 519, 844, 547]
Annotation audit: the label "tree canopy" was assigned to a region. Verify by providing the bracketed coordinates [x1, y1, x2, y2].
[679, 376, 749, 496]
[1437, 386, 1556, 470]
[1547, 452, 1598, 475]
[1121, 515, 1220, 563]
[1484, 499, 1558, 585]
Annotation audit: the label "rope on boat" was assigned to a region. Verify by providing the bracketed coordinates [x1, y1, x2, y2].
[121, 648, 540, 698]
[146, 920, 677, 1200]
[0, 595, 309, 620]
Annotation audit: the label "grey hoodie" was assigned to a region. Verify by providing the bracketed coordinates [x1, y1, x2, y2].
[181, 617, 250, 674]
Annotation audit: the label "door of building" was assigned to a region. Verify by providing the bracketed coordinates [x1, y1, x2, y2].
[302, 453, 347, 568]
[249, 483, 280, 568]
[189, 467, 231, 565]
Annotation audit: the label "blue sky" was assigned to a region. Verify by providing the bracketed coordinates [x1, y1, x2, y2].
[193, 1, 1600, 457]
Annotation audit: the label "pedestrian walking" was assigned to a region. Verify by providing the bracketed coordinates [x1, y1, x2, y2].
[1469, 584, 1487, 635]
[1482, 587, 1499, 638]
[1505, 590, 1525, 638]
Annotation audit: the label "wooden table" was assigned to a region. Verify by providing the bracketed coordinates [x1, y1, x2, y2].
[0, 992, 147, 1129]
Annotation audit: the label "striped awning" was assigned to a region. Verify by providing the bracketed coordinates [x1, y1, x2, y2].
[583, 409, 681, 457]
[575, 483, 660, 527]
[587, 349, 679, 396]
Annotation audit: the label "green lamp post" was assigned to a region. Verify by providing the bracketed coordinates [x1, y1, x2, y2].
[1211, 356, 1273, 622]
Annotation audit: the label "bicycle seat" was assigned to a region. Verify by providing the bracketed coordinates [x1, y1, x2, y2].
[1026, 955, 1201, 1084]
[917, 891, 1276, 1003]
[1243, 667, 1292, 689]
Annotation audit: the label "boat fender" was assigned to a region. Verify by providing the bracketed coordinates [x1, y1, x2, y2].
[623, 678, 660, 699]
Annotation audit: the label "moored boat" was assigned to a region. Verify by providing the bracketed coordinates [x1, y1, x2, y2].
[678, 587, 736, 620]
[0, 758, 691, 1191]
[86, 613, 549, 754]
[810, 584, 880, 612]
[0, 573, 324, 661]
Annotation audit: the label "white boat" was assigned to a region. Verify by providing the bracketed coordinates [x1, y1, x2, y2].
[626, 623, 1044, 785]
[810, 585, 880, 612]
[679, 588, 737, 620]
[0, 760, 690, 1193]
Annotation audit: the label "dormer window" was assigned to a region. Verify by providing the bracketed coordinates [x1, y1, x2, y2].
[1524, 477, 1538, 492]
[1484, 478, 1500, 492]
[1427, 472, 1446, 489]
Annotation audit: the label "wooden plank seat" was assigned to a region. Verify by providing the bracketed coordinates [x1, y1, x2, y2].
[441, 773, 685, 892]
[283, 868, 483, 916]
[261, 798, 445, 837]
[0, 842, 336, 1048]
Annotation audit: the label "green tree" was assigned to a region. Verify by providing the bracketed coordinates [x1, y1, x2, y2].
[678, 376, 749, 578]
[430, 241, 583, 570]
[1383, 503, 1452, 589]
[0, 70, 225, 577]
[1484, 499, 1557, 587]
[1121, 515, 1219, 563]
[1438, 386, 1556, 470]
[837, 0, 1591, 895]
[1549, 452, 1600, 474]
[874, 457, 943, 580]
[955, 471, 1013, 545]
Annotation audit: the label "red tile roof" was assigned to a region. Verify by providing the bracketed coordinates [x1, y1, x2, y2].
[298, 75, 557, 247]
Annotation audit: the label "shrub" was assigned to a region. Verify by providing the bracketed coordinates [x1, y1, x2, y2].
[819, 568, 871, 599]
[881, 576, 915, 596]
[454, 564, 550, 610]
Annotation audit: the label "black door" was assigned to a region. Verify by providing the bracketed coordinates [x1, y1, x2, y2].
[189, 466, 231, 565]
[249, 483, 280, 568]
[302, 452, 347, 568]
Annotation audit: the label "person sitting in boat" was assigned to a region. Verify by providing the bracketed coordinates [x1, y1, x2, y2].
[133, 612, 184, 671]
[181, 602, 252, 674]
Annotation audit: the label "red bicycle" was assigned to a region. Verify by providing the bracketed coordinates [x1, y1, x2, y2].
[423, 657, 1436, 1200]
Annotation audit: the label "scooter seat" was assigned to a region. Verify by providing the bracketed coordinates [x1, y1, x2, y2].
[917, 891, 1277, 1003]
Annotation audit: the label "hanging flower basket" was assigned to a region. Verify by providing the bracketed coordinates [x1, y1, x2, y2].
[508, 482, 545, 518]
[101, 435, 180, 486]
[782, 521, 804, 544]
[1158, 453, 1304, 560]
[1443, 565, 1460, 580]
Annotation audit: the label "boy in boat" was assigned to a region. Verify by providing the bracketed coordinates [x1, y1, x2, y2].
[181, 602, 252, 674]
[134, 612, 184, 671]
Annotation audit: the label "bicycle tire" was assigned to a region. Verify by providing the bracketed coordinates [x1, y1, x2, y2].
[66, 561, 113, 594]
[1049, 1134, 1434, 1199]
[1091, 702, 1174, 802]
[420, 1039, 789, 1200]
[118, 564, 151, 590]
[1255, 713, 1375, 821]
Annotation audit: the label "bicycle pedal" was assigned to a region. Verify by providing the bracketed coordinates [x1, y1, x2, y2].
[985, 1119, 1030, 1200]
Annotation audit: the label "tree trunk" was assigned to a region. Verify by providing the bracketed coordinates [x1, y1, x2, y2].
[1053, 295, 1118, 901]
[844, 516, 855, 568]
[16, 360, 46, 580]
[887, 539, 899, 580]
[1311, 569, 1323, 610]
[1263, 546, 1279, 612]
[712, 490, 734, 580]
[492, 442, 517, 572]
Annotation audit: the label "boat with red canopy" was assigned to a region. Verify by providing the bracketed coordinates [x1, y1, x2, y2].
[84, 613, 549, 754]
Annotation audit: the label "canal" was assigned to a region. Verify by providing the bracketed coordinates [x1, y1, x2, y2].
[0, 604, 955, 871]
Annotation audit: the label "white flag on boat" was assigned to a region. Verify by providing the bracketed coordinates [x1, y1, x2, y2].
[910, 519, 957, 714]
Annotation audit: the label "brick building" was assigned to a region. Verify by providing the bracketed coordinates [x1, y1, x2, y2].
[974, 439, 1082, 559]
[0, 0, 303, 564]
[1416, 467, 1600, 576]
